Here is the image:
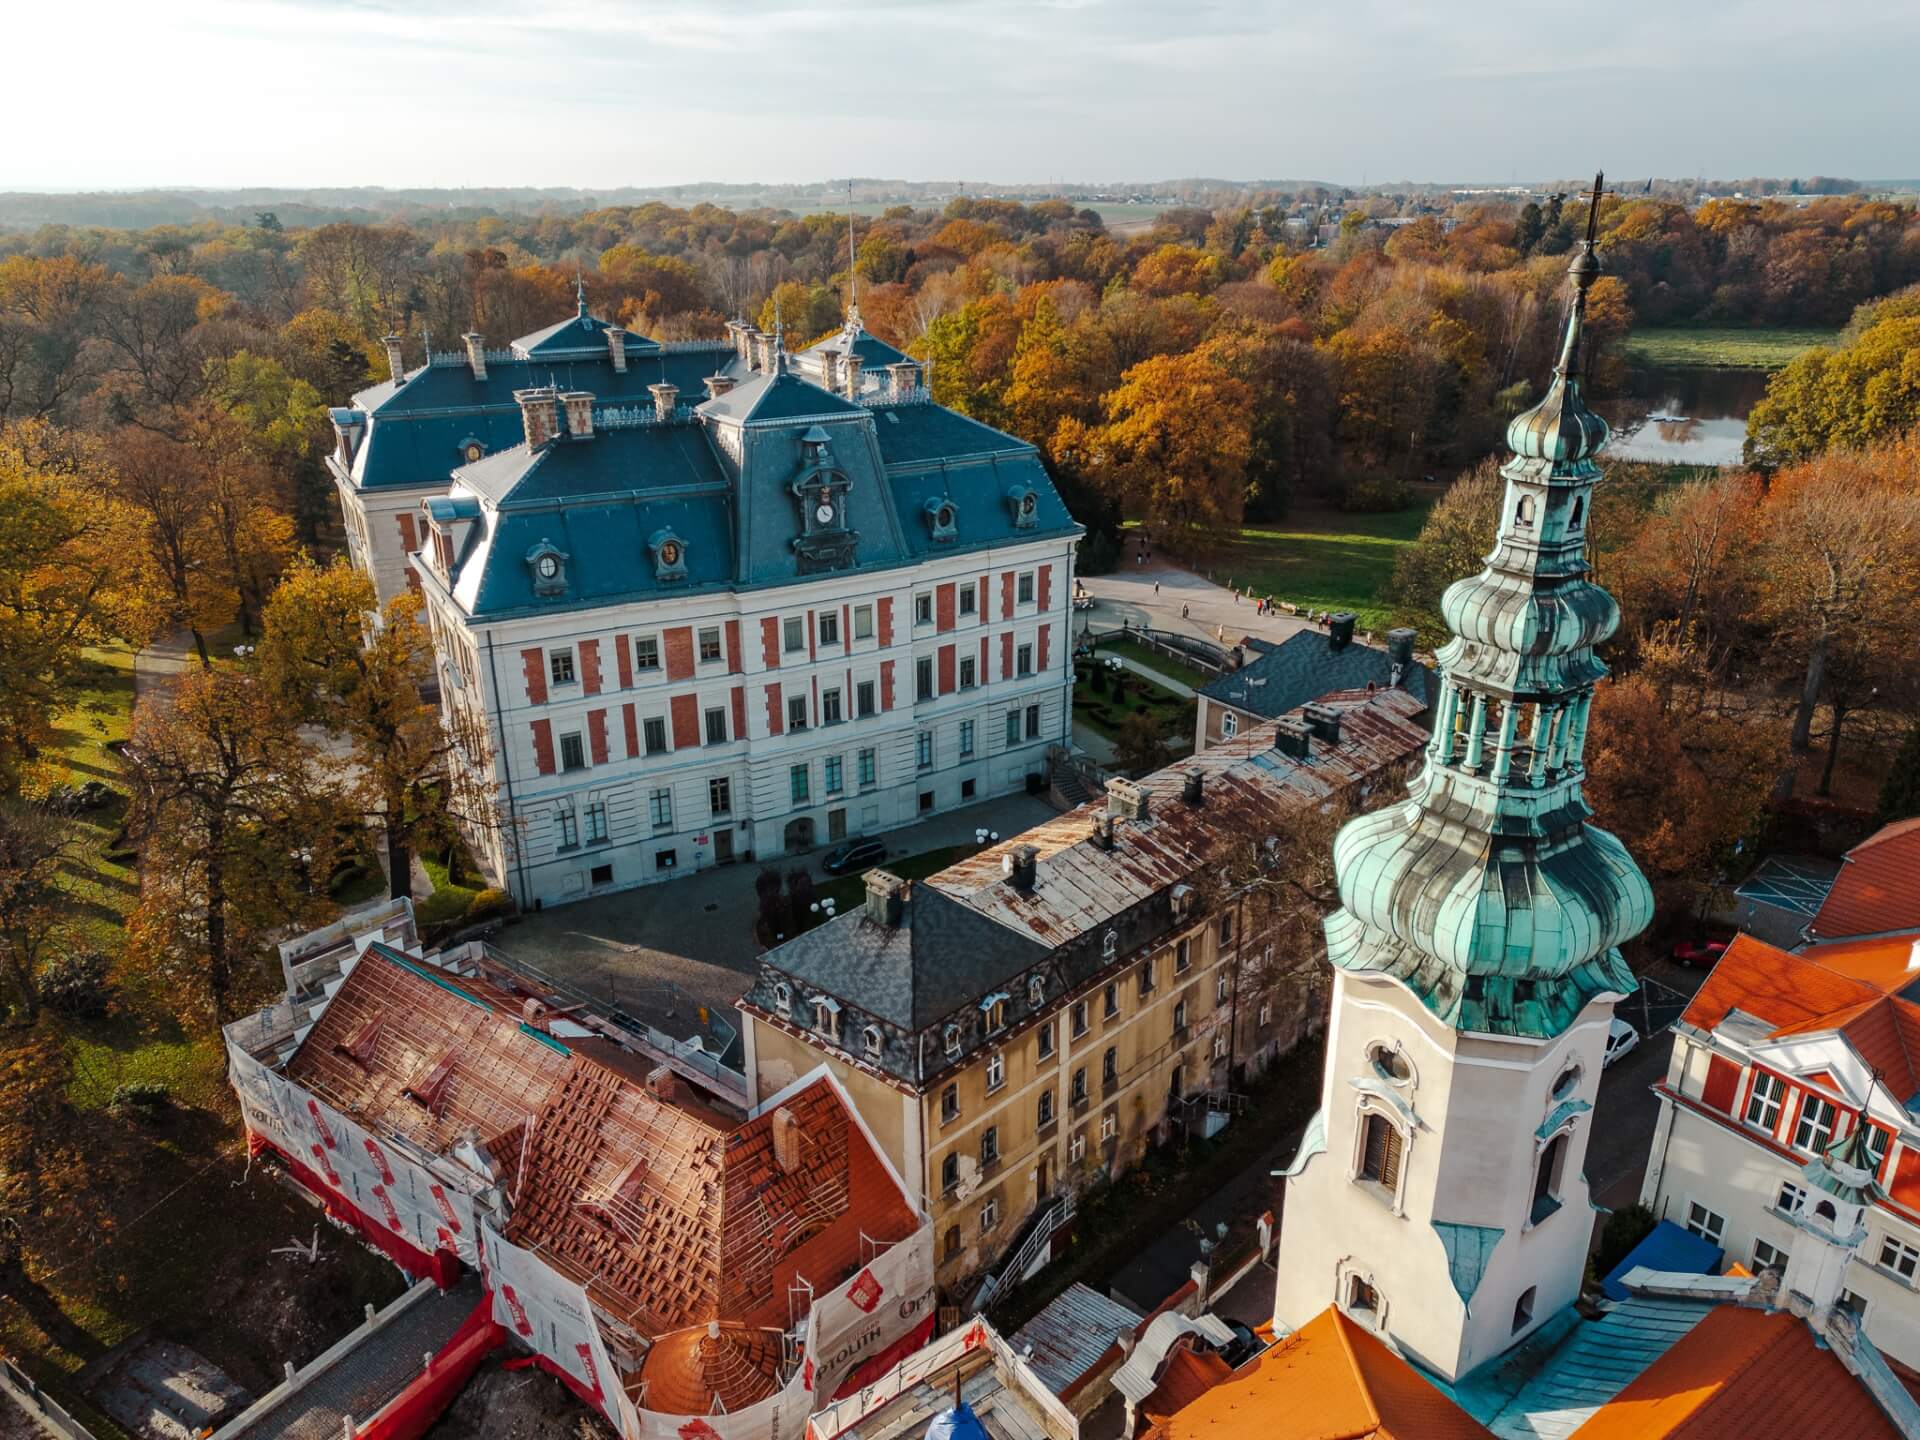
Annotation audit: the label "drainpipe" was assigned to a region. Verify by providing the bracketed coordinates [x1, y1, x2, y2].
[484, 629, 531, 904]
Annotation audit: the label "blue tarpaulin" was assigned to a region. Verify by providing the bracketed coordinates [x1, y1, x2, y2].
[1601, 1219, 1726, 1301]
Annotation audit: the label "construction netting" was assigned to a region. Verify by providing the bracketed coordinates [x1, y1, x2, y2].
[228, 1031, 485, 1270]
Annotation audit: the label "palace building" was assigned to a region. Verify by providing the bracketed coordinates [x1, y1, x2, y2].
[355, 304, 1079, 908]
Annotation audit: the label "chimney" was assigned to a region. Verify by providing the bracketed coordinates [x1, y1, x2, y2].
[843, 352, 864, 399]
[605, 327, 628, 373]
[382, 334, 406, 386]
[864, 868, 906, 927]
[560, 391, 594, 440]
[1092, 814, 1116, 852]
[771, 1106, 801, 1173]
[750, 330, 771, 372]
[520, 998, 550, 1031]
[1302, 702, 1342, 746]
[649, 382, 679, 423]
[1328, 612, 1356, 651]
[705, 373, 735, 400]
[462, 332, 487, 382]
[1106, 776, 1151, 823]
[1386, 627, 1416, 686]
[1002, 843, 1039, 893]
[1272, 718, 1313, 760]
[513, 386, 560, 448]
[1182, 771, 1204, 807]
[885, 361, 919, 400]
[645, 1065, 676, 1104]
[820, 352, 839, 394]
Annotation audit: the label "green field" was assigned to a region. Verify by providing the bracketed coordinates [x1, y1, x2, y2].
[1623, 326, 1838, 370]
[1202, 506, 1431, 633]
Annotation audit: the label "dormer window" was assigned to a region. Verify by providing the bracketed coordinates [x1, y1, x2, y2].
[773, 981, 792, 1015]
[1007, 484, 1038, 529]
[983, 995, 1008, 1034]
[526, 540, 569, 598]
[862, 1025, 883, 1058]
[648, 527, 689, 584]
[944, 1024, 962, 1056]
[1102, 929, 1118, 959]
[1028, 975, 1045, 1007]
[459, 437, 486, 465]
[924, 496, 959, 541]
[812, 995, 841, 1042]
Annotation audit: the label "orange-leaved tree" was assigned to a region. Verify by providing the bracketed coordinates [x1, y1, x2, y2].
[257, 560, 496, 903]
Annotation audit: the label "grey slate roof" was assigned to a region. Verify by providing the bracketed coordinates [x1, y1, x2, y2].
[744, 689, 1429, 1086]
[697, 366, 867, 424]
[347, 345, 733, 492]
[807, 321, 908, 368]
[1199, 629, 1430, 720]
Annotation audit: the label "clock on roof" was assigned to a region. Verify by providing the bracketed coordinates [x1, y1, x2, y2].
[536, 554, 559, 579]
[789, 425, 858, 574]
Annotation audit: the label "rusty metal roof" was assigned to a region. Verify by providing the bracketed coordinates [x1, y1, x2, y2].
[1011, 1283, 1142, 1397]
[930, 688, 1428, 947]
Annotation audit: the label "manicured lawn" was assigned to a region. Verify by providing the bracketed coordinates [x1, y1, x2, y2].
[36, 645, 141, 955]
[1201, 506, 1430, 634]
[1073, 663, 1194, 743]
[1622, 326, 1838, 370]
[817, 842, 977, 915]
[1090, 635, 1215, 692]
[417, 849, 482, 928]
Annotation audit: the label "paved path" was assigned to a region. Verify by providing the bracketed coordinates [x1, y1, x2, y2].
[131, 626, 196, 712]
[495, 791, 1058, 1038]
[1074, 559, 1318, 657]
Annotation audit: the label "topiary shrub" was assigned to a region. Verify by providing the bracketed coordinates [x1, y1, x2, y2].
[41, 949, 114, 1019]
[468, 887, 512, 922]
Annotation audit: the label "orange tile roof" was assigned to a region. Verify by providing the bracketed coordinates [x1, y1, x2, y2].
[1773, 994, 1920, 1102]
[1808, 819, 1920, 941]
[635, 1322, 786, 1415]
[1150, 1308, 1492, 1440]
[1681, 934, 1879, 1033]
[1796, 932, 1920, 992]
[1567, 1303, 1899, 1439]
[1142, 1348, 1233, 1428]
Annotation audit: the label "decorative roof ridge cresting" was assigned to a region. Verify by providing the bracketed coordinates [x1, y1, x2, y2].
[1320, 170, 1655, 1039]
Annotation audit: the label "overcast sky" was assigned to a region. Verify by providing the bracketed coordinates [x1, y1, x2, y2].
[9, 0, 1914, 190]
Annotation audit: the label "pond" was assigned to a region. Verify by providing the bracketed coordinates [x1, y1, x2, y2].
[1603, 366, 1772, 467]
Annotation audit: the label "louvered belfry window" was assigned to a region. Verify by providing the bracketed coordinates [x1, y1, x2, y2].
[1362, 1113, 1402, 1190]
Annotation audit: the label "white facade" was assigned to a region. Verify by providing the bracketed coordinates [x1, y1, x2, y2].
[331, 458, 438, 604]
[415, 538, 1076, 909]
[1641, 1011, 1920, 1369]
[1274, 968, 1617, 1380]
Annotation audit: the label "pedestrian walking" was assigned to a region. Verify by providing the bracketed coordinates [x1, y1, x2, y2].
[1154, 581, 1160, 595]
[1182, 603, 1190, 619]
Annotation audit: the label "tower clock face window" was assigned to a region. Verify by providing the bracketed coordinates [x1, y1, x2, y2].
[464, 442, 484, 463]
[815, 502, 836, 526]
[537, 555, 559, 579]
[1021, 493, 1035, 517]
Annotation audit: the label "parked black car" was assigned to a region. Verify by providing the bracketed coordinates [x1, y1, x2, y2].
[821, 838, 887, 876]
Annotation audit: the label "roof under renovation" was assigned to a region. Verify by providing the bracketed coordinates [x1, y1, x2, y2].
[277, 941, 918, 1417]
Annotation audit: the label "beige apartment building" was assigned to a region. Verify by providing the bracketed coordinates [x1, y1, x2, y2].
[738, 687, 1427, 1301]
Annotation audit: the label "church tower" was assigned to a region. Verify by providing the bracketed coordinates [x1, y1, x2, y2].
[1273, 177, 1654, 1383]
